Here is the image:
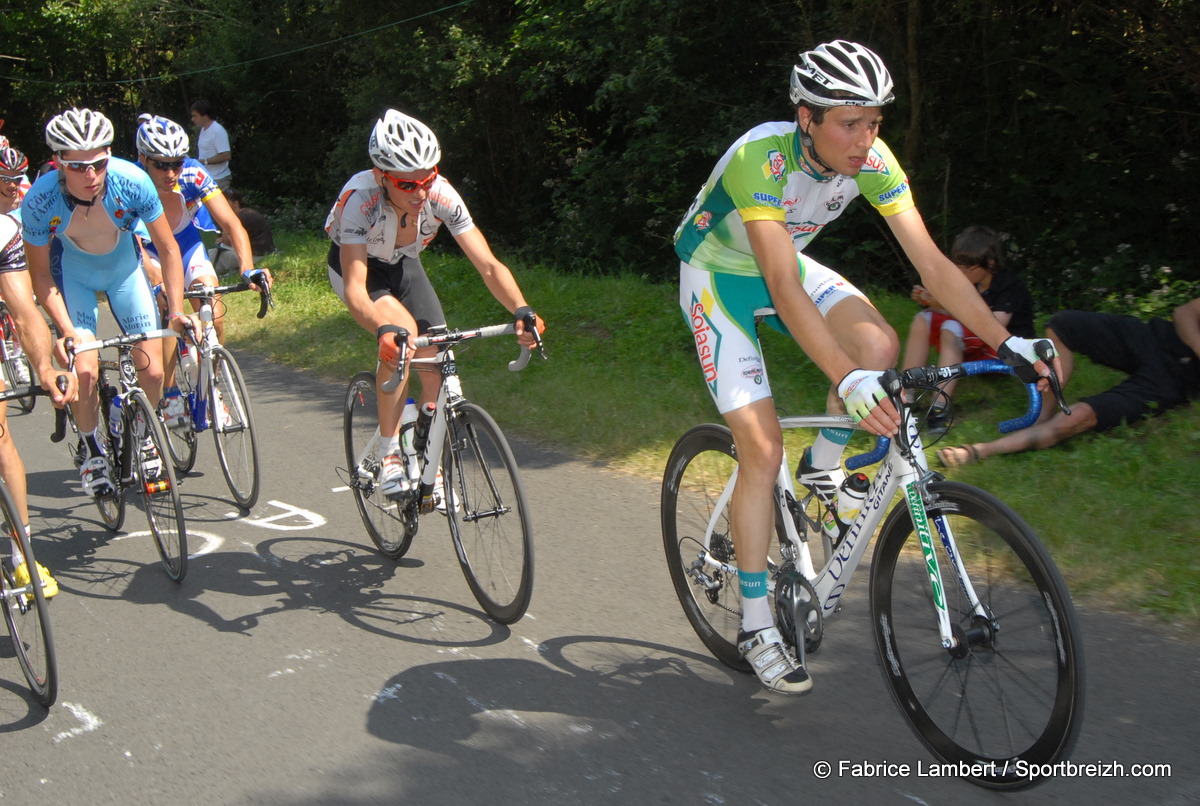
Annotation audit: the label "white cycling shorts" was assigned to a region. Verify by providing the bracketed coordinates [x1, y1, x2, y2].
[678, 254, 868, 414]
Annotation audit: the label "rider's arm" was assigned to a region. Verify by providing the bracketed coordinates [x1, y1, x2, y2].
[1172, 297, 1200, 359]
[339, 243, 417, 336]
[204, 192, 261, 284]
[454, 227, 543, 339]
[0, 268, 75, 405]
[23, 242, 73, 339]
[746, 219, 854, 381]
[144, 215, 186, 325]
[885, 208, 1011, 350]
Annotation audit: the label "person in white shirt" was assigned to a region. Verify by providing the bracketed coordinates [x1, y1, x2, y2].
[189, 99, 232, 191]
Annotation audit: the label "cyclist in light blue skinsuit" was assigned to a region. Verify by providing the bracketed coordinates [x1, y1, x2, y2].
[22, 108, 194, 495]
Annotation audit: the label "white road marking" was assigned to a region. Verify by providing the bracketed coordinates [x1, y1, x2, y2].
[52, 703, 103, 743]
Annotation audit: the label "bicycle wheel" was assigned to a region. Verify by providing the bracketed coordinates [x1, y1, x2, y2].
[343, 372, 417, 559]
[0, 306, 35, 413]
[128, 390, 188, 581]
[661, 424, 748, 670]
[161, 342, 199, 476]
[443, 402, 533, 624]
[210, 346, 260, 509]
[0, 483, 57, 706]
[870, 480, 1084, 790]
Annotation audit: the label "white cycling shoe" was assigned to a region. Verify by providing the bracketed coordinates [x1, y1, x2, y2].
[738, 626, 812, 695]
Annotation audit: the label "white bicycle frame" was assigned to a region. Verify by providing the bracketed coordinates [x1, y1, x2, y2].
[700, 409, 989, 650]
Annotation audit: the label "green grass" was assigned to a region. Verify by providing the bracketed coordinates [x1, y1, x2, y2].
[222, 230, 1200, 630]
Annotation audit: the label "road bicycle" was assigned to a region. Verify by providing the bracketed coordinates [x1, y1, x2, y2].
[661, 316, 1083, 790]
[53, 329, 188, 581]
[0, 298, 36, 413]
[341, 320, 543, 624]
[1, 382, 59, 706]
[161, 278, 272, 509]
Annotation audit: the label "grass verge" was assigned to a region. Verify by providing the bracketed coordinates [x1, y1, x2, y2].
[221, 229, 1200, 630]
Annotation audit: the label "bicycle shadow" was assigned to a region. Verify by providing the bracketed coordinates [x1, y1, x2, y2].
[44, 532, 510, 648]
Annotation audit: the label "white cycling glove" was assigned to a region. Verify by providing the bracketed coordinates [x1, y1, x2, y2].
[837, 369, 887, 423]
[998, 336, 1055, 384]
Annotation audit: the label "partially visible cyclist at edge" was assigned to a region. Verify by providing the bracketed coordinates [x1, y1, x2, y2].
[325, 109, 544, 498]
[21, 108, 195, 495]
[673, 40, 1058, 695]
[132, 113, 271, 430]
[0, 145, 32, 218]
[0, 212, 79, 597]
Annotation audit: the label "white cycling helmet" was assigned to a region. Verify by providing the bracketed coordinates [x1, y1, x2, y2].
[45, 107, 115, 152]
[789, 40, 895, 107]
[135, 113, 190, 158]
[0, 146, 28, 173]
[368, 109, 441, 172]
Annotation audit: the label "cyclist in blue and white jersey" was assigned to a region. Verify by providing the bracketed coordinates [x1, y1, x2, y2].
[21, 108, 194, 495]
[325, 109, 543, 498]
[674, 41, 1058, 694]
[133, 114, 269, 427]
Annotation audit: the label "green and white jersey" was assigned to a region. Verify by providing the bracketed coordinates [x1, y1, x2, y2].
[674, 121, 915, 276]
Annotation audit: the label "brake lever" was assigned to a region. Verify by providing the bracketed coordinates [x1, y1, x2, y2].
[1035, 340, 1071, 415]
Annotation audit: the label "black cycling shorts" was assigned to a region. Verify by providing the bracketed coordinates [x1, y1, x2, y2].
[327, 243, 446, 334]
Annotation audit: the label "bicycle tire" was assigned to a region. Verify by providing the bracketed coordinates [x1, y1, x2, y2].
[660, 423, 750, 671]
[0, 481, 57, 705]
[128, 390, 188, 581]
[162, 341, 199, 476]
[443, 402, 533, 624]
[343, 372, 417, 559]
[869, 480, 1084, 790]
[210, 346, 260, 509]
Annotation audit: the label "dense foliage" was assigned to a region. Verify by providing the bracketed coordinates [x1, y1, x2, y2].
[3, 0, 1197, 314]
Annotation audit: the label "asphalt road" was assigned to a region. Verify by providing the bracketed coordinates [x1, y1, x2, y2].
[2, 344, 1198, 805]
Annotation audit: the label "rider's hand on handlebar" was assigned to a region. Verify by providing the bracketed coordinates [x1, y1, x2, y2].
[838, 368, 900, 437]
[998, 336, 1058, 384]
[41, 370, 77, 408]
[512, 306, 545, 348]
[376, 324, 410, 369]
[167, 311, 202, 337]
[242, 268, 272, 293]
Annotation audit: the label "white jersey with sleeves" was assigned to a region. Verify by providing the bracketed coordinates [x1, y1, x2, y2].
[324, 170, 474, 264]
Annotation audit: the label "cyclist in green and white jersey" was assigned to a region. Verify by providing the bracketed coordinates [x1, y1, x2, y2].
[675, 40, 1058, 695]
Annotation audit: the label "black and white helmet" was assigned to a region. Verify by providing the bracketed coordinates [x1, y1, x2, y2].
[789, 40, 895, 108]
[135, 113, 189, 158]
[368, 109, 440, 172]
[0, 146, 28, 173]
[45, 107, 115, 152]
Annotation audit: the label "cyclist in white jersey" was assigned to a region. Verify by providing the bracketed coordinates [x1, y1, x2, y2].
[0, 213, 78, 596]
[22, 108, 194, 495]
[325, 109, 544, 498]
[674, 41, 1058, 694]
[0, 146, 32, 218]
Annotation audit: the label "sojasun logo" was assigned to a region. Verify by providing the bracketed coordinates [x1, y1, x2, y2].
[690, 291, 720, 395]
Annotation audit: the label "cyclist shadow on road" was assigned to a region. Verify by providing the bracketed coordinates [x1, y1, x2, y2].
[341, 635, 842, 804]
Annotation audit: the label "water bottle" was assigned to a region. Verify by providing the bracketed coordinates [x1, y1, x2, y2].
[179, 337, 198, 387]
[836, 472, 870, 525]
[108, 394, 123, 449]
[821, 472, 870, 542]
[400, 399, 419, 482]
[412, 402, 436, 454]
